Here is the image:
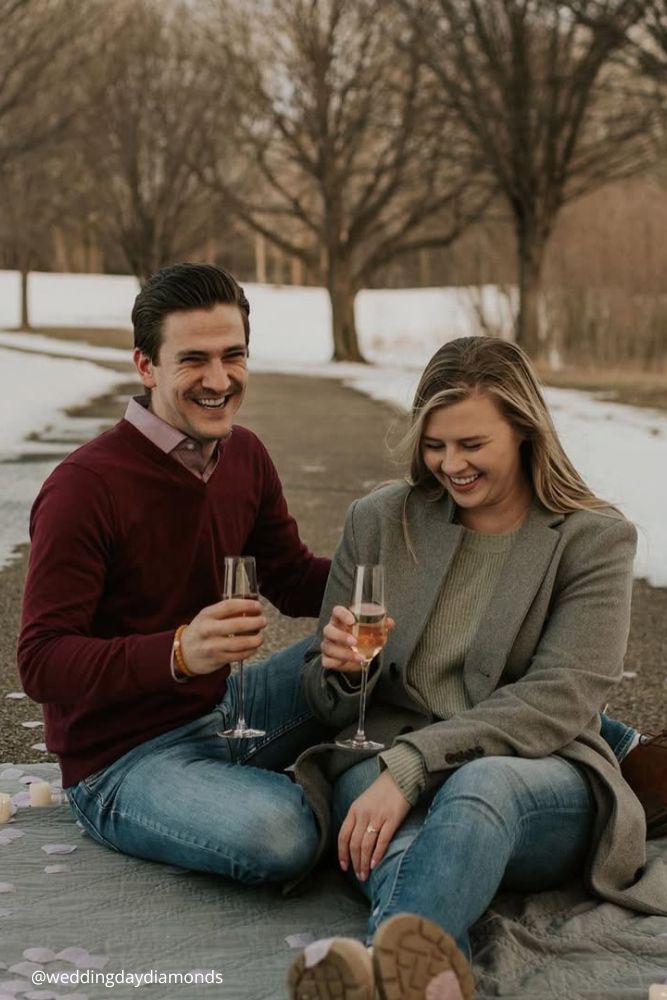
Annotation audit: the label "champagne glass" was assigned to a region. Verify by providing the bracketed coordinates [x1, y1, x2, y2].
[336, 564, 387, 752]
[218, 556, 266, 739]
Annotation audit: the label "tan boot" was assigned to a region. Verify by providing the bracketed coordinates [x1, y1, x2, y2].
[287, 937, 375, 1000]
[372, 914, 475, 1000]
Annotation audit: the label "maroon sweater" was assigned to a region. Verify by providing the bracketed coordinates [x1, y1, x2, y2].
[18, 419, 330, 787]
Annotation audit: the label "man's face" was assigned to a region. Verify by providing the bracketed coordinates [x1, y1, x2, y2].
[133, 304, 248, 448]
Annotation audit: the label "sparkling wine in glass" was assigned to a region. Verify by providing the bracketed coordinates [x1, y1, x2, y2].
[336, 564, 387, 752]
[218, 556, 266, 739]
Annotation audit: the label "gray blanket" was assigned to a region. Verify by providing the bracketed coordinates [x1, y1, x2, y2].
[1, 764, 665, 999]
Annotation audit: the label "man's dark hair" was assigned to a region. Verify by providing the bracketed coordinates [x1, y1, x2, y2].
[132, 262, 251, 363]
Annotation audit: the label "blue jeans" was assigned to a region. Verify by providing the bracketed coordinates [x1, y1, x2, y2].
[332, 715, 637, 955]
[66, 637, 321, 884]
[600, 713, 637, 760]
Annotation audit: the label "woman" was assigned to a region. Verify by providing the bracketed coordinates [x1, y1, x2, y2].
[288, 337, 667, 1000]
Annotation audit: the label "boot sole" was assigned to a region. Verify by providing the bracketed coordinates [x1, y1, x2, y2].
[287, 939, 374, 1000]
[373, 914, 475, 1000]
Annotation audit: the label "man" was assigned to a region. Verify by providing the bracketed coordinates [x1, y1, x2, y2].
[18, 262, 333, 883]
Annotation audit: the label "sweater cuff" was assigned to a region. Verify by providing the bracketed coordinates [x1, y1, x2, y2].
[379, 744, 426, 806]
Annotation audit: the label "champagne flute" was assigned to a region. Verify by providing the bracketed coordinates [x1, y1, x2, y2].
[217, 556, 266, 739]
[336, 564, 387, 752]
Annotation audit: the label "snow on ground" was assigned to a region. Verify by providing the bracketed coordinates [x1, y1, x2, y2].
[0, 348, 126, 460]
[0, 271, 665, 585]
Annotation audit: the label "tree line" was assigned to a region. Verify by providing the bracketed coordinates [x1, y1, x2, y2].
[1, 0, 666, 365]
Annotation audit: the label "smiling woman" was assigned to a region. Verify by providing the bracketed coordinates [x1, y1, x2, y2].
[287, 337, 667, 1000]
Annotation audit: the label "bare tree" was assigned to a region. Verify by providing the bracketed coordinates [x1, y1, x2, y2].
[396, 0, 648, 357]
[0, 0, 103, 326]
[72, 0, 226, 283]
[196, 0, 491, 362]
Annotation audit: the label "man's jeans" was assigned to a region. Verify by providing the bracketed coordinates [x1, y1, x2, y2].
[332, 715, 637, 955]
[66, 637, 321, 884]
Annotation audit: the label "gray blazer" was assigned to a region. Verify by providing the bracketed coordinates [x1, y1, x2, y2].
[294, 482, 667, 914]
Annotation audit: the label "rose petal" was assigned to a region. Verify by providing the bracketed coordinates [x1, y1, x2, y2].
[0, 828, 24, 845]
[5, 692, 27, 700]
[55, 947, 89, 965]
[0, 767, 23, 779]
[30, 743, 48, 753]
[8, 961, 43, 977]
[44, 864, 70, 874]
[22, 949, 58, 964]
[41, 844, 77, 855]
[20, 721, 44, 729]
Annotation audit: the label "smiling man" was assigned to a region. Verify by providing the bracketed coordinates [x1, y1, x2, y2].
[18, 262, 331, 883]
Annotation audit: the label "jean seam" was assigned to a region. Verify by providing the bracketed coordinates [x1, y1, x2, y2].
[237, 708, 313, 764]
[66, 790, 122, 853]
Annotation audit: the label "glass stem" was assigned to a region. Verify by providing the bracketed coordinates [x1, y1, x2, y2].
[353, 660, 371, 743]
[236, 662, 247, 731]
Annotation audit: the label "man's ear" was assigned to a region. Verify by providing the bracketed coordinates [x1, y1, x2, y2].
[133, 348, 157, 389]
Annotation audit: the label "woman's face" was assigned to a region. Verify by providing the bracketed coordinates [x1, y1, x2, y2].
[421, 391, 532, 526]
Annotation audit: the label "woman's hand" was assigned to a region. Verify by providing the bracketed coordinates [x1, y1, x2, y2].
[337, 770, 411, 882]
[321, 605, 395, 674]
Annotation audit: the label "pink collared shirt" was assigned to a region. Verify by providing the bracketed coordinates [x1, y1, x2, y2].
[124, 396, 219, 482]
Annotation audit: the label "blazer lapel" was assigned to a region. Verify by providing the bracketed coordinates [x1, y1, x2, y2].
[464, 503, 563, 703]
[384, 492, 462, 675]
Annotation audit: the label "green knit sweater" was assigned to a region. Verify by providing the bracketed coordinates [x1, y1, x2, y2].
[380, 526, 517, 803]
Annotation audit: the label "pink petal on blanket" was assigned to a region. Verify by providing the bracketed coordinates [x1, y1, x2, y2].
[30, 744, 48, 753]
[5, 692, 27, 700]
[44, 864, 71, 874]
[0, 884, 15, 894]
[41, 844, 77, 855]
[23, 949, 58, 963]
[21, 722, 44, 729]
[55, 947, 89, 965]
[8, 961, 43, 977]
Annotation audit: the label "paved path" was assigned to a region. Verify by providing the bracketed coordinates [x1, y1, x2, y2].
[1, 369, 664, 763]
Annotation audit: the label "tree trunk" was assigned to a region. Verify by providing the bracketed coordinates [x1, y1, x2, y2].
[327, 261, 365, 362]
[515, 228, 546, 359]
[20, 266, 32, 330]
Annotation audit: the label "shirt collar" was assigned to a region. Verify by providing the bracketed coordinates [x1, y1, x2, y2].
[123, 396, 220, 480]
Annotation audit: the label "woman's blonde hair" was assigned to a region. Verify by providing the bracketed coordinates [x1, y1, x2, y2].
[401, 336, 609, 514]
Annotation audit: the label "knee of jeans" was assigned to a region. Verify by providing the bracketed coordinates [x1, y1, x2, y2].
[247, 798, 320, 881]
[434, 756, 522, 820]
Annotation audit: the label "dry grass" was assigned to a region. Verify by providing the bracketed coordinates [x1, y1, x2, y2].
[538, 364, 667, 413]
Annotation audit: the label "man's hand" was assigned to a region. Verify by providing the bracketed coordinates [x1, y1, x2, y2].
[179, 599, 266, 675]
[321, 605, 395, 675]
[337, 770, 411, 882]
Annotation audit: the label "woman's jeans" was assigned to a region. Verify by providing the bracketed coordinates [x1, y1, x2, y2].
[332, 714, 637, 955]
[66, 637, 322, 884]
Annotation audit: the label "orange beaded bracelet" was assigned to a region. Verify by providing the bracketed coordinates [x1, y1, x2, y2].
[173, 624, 195, 678]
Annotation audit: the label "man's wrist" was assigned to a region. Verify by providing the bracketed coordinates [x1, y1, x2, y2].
[171, 625, 194, 682]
